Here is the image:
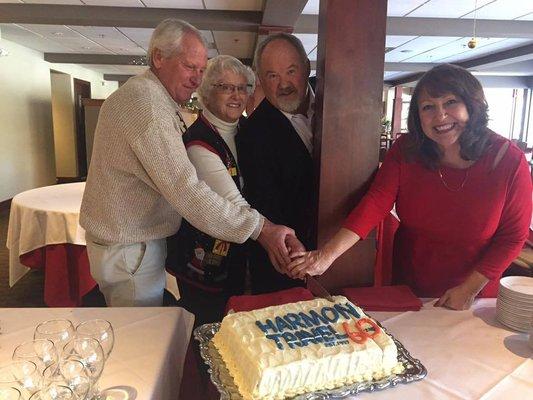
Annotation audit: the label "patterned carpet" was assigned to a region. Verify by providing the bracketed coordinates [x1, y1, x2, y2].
[0, 207, 46, 307]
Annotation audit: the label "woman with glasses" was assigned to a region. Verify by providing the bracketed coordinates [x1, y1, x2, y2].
[167, 55, 255, 325]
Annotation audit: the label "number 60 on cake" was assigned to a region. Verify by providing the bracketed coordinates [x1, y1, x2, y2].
[212, 296, 405, 399]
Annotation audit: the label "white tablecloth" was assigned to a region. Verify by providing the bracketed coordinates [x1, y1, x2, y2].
[355, 299, 533, 399]
[6, 183, 86, 286]
[0, 307, 194, 400]
[6, 182, 180, 300]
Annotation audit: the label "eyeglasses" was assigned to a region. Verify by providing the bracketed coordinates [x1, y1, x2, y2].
[213, 83, 252, 95]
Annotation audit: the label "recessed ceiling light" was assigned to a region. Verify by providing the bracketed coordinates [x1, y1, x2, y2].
[400, 49, 413, 53]
[53, 32, 64, 36]
[82, 46, 91, 50]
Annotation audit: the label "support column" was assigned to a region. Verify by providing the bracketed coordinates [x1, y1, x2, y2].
[313, 0, 387, 289]
[391, 86, 403, 139]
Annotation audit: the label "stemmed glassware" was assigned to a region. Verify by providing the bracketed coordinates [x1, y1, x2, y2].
[34, 320, 75, 352]
[0, 360, 41, 398]
[75, 320, 115, 360]
[42, 359, 91, 400]
[62, 338, 105, 399]
[12, 339, 59, 374]
[0, 387, 21, 400]
[29, 383, 76, 400]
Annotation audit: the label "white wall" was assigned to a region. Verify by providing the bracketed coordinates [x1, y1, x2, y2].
[0, 39, 118, 202]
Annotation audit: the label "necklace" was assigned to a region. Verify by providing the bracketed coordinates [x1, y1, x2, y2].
[438, 168, 469, 192]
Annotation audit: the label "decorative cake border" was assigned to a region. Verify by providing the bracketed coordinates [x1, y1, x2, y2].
[194, 321, 427, 399]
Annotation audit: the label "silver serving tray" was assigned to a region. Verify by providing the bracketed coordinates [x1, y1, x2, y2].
[194, 321, 427, 399]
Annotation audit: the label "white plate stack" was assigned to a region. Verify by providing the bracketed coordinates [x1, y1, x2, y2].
[496, 276, 533, 333]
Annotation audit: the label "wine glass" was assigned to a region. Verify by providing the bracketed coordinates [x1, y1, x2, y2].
[42, 360, 91, 400]
[34, 320, 75, 352]
[62, 338, 105, 399]
[12, 339, 58, 374]
[0, 361, 41, 397]
[29, 384, 76, 400]
[76, 320, 114, 360]
[0, 387, 21, 400]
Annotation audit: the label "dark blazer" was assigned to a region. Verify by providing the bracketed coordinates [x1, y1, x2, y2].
[236, 98, 315, 293]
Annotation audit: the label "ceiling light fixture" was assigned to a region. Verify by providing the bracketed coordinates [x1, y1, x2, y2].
[53, 32, 64, 36]
[467, 0, 478, 49]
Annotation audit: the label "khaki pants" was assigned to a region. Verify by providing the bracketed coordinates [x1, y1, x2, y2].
[86, 234, 167, 306]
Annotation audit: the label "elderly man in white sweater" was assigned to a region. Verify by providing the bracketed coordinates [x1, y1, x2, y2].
[80, 19, 295, 307]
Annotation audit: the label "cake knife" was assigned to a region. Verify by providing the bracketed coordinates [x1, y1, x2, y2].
[306, 275, 335, 302]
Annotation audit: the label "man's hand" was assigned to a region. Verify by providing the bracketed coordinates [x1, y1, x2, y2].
[257, 219, 295, 273]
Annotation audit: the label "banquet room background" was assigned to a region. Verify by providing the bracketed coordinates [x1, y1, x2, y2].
[1, 0, 533, 306]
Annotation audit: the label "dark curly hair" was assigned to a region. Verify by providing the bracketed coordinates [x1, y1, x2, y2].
[404, 64, 491, 169]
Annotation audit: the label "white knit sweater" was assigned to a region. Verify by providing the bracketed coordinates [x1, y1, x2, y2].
[80, 69, 262, 244]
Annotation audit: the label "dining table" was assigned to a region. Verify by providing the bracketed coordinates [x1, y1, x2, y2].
[0, 306, 194, 400]
[6, 182, 180, 307]
[183, 297, 533, 399]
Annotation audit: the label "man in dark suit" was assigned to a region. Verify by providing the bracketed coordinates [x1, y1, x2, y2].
[237, 33, 315, 294]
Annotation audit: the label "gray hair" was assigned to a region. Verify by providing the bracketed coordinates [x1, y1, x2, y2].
[197, 55, 256, 104]
[253, 33, 308, 74]
[148, 19, 206, 67]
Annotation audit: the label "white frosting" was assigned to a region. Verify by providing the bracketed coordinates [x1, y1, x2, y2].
[213, 296, 402, 400]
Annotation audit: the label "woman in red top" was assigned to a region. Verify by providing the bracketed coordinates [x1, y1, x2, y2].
[288, 64, 531, 310]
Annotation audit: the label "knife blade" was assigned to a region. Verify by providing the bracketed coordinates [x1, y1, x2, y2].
[306, 275, 335, 302]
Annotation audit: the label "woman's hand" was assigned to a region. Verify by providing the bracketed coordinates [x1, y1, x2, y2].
[286, 249, 335, 279]
[434, 284, 476, 310]
[435, 270, 489, 310]
[286, 228, 361, 280]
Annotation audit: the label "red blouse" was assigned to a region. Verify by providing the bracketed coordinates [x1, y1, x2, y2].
[344, 134, 532, 297]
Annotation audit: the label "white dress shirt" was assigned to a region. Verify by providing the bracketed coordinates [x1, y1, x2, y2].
[280, 84, 315, 154]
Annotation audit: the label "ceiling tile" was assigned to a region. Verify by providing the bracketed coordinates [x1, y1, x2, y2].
[20, 0, 83, 4]
[213, 31, 255, 59]
[117, 27, 153, 50]
[141, 0, 203, 8]
[82, 0, 145, 6]
[516, 12, 533, 20]
[407, 0, 494, 18]
[387, 0, 428, 17]
[301, 0, 318, 15]
[437, 38, 532, 63]
[405, 37, 497, 62]
[204, 0, 263, 11]
[462, 0, 533, 19]
[385, 36, 461, 62]
[386, 35, 417, 48]
[69, 26, 144, 54]
[293, 33, 317, 54]
[0, 23, 74, 52]
[19, 24, 82, 38]
[200, 30, 214, 44]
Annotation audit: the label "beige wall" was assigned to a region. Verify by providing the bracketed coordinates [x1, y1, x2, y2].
[0, 39, 118, 202]
[51, 72, 77, 177]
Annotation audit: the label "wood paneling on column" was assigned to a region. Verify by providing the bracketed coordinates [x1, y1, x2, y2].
[314, 0, 387, 290]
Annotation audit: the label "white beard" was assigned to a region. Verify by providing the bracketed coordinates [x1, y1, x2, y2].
[277, 97, 301, 113]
